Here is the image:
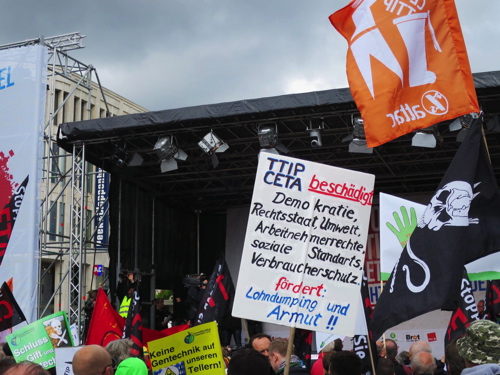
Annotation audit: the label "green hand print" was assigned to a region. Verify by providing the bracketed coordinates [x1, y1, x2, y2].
[386, 206, 417, 248]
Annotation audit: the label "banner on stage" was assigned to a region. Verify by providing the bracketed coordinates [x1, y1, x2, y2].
[148, 321, 224, 375]
[232, 153, 375, 336]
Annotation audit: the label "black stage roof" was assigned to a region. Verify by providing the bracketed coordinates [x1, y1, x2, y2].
[58, 71, 500, 212]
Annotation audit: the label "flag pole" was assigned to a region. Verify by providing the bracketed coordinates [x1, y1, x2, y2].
[283, 326, 296, 375]
[480, 118, 492, 163]
[241, 318, 250, 346]
[368, 337, 377, 375]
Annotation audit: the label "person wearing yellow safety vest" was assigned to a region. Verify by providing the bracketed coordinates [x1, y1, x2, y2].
[119, 286, 135, 318]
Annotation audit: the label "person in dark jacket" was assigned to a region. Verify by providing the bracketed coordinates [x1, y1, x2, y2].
[269, 338, 309, 375]
[228, 349, 274, 375]
[329, 351, 363, 375]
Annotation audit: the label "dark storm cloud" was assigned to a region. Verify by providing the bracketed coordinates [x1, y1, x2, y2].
[1, 1, 498, 111]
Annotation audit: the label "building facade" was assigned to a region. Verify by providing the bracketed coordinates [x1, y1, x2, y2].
[40, 71, 147, 317]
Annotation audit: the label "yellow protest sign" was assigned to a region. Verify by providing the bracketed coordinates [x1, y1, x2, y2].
[148, 321, 225, 375]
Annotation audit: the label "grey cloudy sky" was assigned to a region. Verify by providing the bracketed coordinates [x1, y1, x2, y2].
[1, 1, 498, 111]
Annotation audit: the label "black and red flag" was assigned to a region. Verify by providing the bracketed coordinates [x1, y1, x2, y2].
[122, 283, 143, 357]
[0, 281, 27, 331]
[353, 271, 377, 375]
[195, 256, 235, 325]
[370, 119, 500, 339]
[444, 269, 479, 348]
[0, 176, 29, 267]
[485, 279, 500, 323]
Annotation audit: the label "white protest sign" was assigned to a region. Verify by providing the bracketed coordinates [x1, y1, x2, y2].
[232, 153, 375, 336]
[55, 346, 81, 375]
[380, 193, 500, 281]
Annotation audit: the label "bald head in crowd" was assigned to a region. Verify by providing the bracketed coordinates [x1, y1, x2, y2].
[411, 352, 437, 375]
[73, 345, 114, 375]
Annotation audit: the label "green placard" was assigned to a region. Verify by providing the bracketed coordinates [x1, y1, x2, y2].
[7, 311, 73, 369]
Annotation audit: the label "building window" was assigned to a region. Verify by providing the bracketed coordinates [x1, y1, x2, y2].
[49, 201, 57, 241]
[86, 163, 93, 194]
[50, 143, 59, 184]
[58, 202, 65, 237]
[86, 209, 93, 247]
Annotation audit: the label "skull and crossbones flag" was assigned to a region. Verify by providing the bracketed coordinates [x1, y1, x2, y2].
[370, 119, 500, 339]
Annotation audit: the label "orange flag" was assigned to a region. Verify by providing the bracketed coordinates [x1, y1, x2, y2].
[330, 0, 479, 147]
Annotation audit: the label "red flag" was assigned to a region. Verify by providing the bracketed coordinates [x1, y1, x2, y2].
[87, 288, 190, 349]
[85, 288, 125, 346]
[142, 324, 189, 345]
[329, 0, 479, 147]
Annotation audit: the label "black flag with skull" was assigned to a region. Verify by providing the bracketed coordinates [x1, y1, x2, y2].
[370, 119, 500, 339]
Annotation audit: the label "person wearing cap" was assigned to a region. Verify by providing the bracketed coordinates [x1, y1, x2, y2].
[115, 357, 148, 375]
[456, 320, 500, 375]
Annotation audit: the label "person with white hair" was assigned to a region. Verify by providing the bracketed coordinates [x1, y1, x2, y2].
[411, 352, 437, 375]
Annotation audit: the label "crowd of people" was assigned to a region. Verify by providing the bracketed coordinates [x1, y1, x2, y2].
[0, 313, 499, 374]
[1, 267, 499, 375]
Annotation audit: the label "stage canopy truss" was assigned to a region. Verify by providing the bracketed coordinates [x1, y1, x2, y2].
[58, 71, 500, 213]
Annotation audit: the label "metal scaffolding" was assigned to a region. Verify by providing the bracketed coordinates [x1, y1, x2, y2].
[0, 32, 111, 330]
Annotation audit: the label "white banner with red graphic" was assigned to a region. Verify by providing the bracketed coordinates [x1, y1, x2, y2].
[0, 45, 47, 328]
[330, 0, 479, 147]
[232, 153, 374, 336]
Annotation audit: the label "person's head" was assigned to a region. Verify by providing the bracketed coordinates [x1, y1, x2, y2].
[396, 351, 410, 366]
[329, 350, 363, 375]
[3, 362, 49, 375]
[105, 339, 133, 366]
[88, 290, 98, 302]
[114, 357, 147, 375]
[409, 341, 432, 360]
[2, 343, 12, 358]
[376, 358, 395, 375]
[377, 340, 387, 358]
[477, 300, 485, 313]
[0, 357, 16, 374]
[385, 339, 398, 360]
[126, 287, 135, 298]
[411, 352, 437, 375]
[153, 298, 164, 310]
[268, 338, 288, 371]
[227, 349, 271, 375]
[249, 333, 272, 357]
[72, 345, 114, 375]
[445, 338, 465, 375]
[456, 320, 500, 367]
